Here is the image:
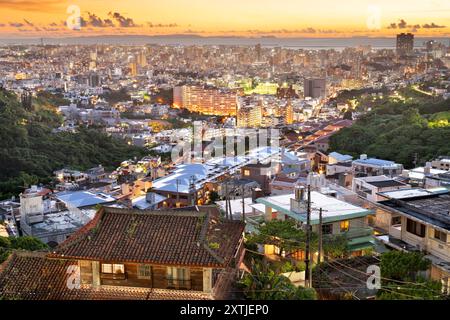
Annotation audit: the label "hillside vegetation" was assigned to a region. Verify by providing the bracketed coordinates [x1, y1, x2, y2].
[0, 89, 147, 199]
[329, 90, 450, 168]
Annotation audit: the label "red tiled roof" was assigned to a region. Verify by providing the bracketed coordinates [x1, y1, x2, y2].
[0, 252, 211, 300]
[50, 207, 244, 268]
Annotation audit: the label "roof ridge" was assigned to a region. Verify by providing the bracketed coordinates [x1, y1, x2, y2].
[103, 207, 202, 217]
[51, 206, 106, 254]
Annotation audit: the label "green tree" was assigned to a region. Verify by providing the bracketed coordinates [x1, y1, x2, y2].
[376, 251, 443, 300]
[10, 236, 48, 251]
[247, 220, 307, 255]
[240, 260, 316, 300]
[380, 251, 430, 281]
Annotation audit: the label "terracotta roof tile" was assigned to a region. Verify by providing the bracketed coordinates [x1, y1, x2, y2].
[51, 207, 244, 268]
[0, 252, 211, 300]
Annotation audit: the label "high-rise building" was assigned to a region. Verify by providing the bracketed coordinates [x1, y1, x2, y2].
[176, 86, 238, 116]
[237, 104, 262, 128]
[255, 44, 262, 62]
[284, 101, 293, 125]
[173, 86, 183, 108]
[396, 33, 414, 56]
[88, 73, 100, 87]
[129, 61, 138, 77]
[137, 51, 147, 67]
[304, 78, 327, 99]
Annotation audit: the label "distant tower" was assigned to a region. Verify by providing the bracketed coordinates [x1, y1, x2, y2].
[303, 78, 327, 99]
[396, 33, 414, 56]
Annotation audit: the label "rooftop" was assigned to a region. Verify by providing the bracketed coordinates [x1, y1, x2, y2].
[256, 191, 373, 224]
[50, 207, 245, 268]
[379, 190, 450, 231]
[152, 146, 281, 194]
[56, 191, 117, 208]
[353, 158, 401, 168]
[356, 175, 408, 188]
[328, 152, 353, 162]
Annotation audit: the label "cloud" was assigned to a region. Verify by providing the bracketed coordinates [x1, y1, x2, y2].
[108, 12, 137, 28]
[388, 19, 446, 30]
[245, 27, 339, 35]
[398, 19, 407, 29]
[147, 22, 178, 28]
[86, 12, 114, 28]
[422, 22, 446, 29]
[9, 22, 25, 28]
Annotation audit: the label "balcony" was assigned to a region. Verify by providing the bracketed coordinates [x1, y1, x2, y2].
[101, 272, 127, 280]
[343, 227, 373, 240]
[166, 278, 192, 290]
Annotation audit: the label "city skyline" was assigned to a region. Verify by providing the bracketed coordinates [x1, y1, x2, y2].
[0, 0, 450, 38]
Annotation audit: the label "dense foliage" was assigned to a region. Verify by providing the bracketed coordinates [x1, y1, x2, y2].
[240, 260, 317, 300]
[330, 96, 450, 168]
[247, 220, 348, 259]
[377, 251, 444, 300]
[0, 236, 49, 263]
[0, 89, 147, 199]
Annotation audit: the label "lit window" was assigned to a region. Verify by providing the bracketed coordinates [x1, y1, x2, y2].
[137, 264, 152, 279]
[102, 263, 125, 274]
[340, 220, 349, 232]
[244, 170, 250, 176]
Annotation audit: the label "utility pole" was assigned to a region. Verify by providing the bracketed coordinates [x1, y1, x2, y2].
[176, 179, 180, 207]
[316, 207, 323, 286]
[318, 208, 323, 265]
[225, 182, 229, 219]
[241, 185, 245, 223]
[304, 185, 311, 288]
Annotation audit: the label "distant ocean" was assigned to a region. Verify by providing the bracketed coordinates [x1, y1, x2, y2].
[0, 35, 449, 49]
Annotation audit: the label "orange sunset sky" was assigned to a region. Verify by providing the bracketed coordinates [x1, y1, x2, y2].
[0, 0, 450, 37]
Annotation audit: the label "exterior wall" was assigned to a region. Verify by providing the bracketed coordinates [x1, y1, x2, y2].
[430, 264, 450, 293]
[79, 260, 205, 291]
[400, 216, 427, 250]
[399, 217, 450, 261]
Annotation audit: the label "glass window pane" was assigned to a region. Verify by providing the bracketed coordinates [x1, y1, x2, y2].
[102, 264, 113, 273]
[113, 264, 125, 274]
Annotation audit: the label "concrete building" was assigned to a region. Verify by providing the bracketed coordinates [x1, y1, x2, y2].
[352, 175, 410, 202]
[352, 154, 404, 177]
[396, 33, 414, 56]
[256, 188, 375, 256]
[175, 85, 238, 116]
[304, 78, 326, 99]
[377, 189, 450, 293]
[431, 156, 450, 171]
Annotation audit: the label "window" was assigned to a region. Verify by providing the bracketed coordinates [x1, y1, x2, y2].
[167, 267, 190, 289]
[406, 219, 425, 238]
[243, 170, 250, 176]
[391, 216, 401, 226]
[322, 224, 333, 235]
[137, 264, 152, 279]
[340, 220, 350, 232]
[434, 230, 447, 242]
[102, 263, 125, 274]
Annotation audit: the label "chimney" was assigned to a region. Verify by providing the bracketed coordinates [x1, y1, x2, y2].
[360, 154, 368, 160]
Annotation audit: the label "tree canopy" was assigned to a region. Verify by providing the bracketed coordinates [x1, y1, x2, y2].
[0, 89, 147, 199]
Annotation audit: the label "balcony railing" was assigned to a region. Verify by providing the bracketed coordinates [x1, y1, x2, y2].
[342, 227, 373, 239]
[166, 278, 192, 290]
[100, 272, 127, 280]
